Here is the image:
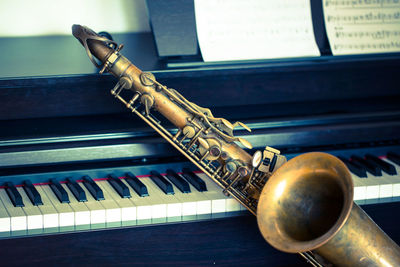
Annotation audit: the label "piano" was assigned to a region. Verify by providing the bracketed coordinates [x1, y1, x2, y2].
[1, 2, 400, 266]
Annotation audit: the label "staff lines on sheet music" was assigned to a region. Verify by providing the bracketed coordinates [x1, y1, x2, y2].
[327, 12, 400, 24]
[333, 6, 400, 9]
[204, 15, 311, 25]
[325, 0, 400, 7]
[335, 30, 400, 39]
[334, 41, 400, 50]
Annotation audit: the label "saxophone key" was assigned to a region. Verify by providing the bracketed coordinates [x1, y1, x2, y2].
[126, 93, 140, 109]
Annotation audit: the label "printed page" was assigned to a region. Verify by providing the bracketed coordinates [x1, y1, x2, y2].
[323, 0, 400, 55]
[194, 0, 320, 62]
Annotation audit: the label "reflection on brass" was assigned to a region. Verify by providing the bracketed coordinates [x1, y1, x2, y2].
[72, 25, 400, 266]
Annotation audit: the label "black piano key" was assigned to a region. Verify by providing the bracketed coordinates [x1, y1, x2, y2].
[181, 168, 207, 192]
[66, 177, 87, 202]
[23, 180, 43, 206]
[365, 154, 397, 175]
[82, 176, 105, 201]
[125, 172, 149, 197]
[350, 155, 382, 177]
[5, 182, 24, 207]
[165, 169, 191, 193]
[107, 174, 131, 198]
[50, 179, 70, 203]
[149, 171, 174, 195]
[387, 151, 400, 166]
[338, 156, 367, 178]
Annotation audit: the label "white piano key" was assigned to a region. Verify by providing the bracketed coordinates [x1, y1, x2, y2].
[120, 179, 152, 222]
[143, 177, 182, 221]
[0, 189, 26, 231]
[179, 173, 210, 216]
[169, 183, 198, 218]
[90, 181, 121, 227]
[138, 178, 168, 222]
[40, 185, 74, 228]
[61, 184, 90, 228]
[78, 183, 106, 227]
[382, 158, 400, 197]
[0, 196, 11, 233]
[359, 172, 380, 200]
[197, 173, 227, 214]
[226, 196, 242, 212]
[35, 186, 59, 229]
[97, 181, 136, 225]
[17, 188, 43, 230]
[377, 174, 394, 200]
[352, 173, 367, 203]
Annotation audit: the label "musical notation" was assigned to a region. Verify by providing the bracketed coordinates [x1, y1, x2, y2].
[194, 0, 320, 62]
[323, 0, 400, 55]
[325, 0, 399, 7]
[335, 30, 400, 39]
[334, 41, 400, 50]
[327, 12, 400, 24]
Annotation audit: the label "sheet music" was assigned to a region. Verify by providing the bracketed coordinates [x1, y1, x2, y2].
[194, 0, 320, 62]
[323, 0, 400, 55]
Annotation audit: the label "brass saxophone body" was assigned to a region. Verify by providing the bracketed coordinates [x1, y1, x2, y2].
[72, 25, 400, 267]
[72, 24, 284, 213]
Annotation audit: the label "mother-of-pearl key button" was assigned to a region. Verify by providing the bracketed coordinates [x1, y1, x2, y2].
[0, 189, 26, 231]
[17, 188, 43, 230]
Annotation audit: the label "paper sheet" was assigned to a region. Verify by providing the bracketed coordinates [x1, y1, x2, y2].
[194, 0, 320, 62]
[323, 0, 400, 55]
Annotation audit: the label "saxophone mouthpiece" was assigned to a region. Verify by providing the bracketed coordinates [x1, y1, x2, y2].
[71, 24, 119, 70]
[71, 24, 87, 45]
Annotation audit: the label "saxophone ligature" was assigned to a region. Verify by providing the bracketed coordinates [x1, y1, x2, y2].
[72, 24, 400, 267]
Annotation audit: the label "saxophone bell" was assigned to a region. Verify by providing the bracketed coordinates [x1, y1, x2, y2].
[257, 152, 400, 266]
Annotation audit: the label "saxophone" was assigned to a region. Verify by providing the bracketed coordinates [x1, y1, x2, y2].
[72, 25, 400, 267]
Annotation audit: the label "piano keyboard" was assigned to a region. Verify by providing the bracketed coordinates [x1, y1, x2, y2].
[341, 152, 400, 205]
[0, 151, 399, 238]
[0, 169, 245, 238]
